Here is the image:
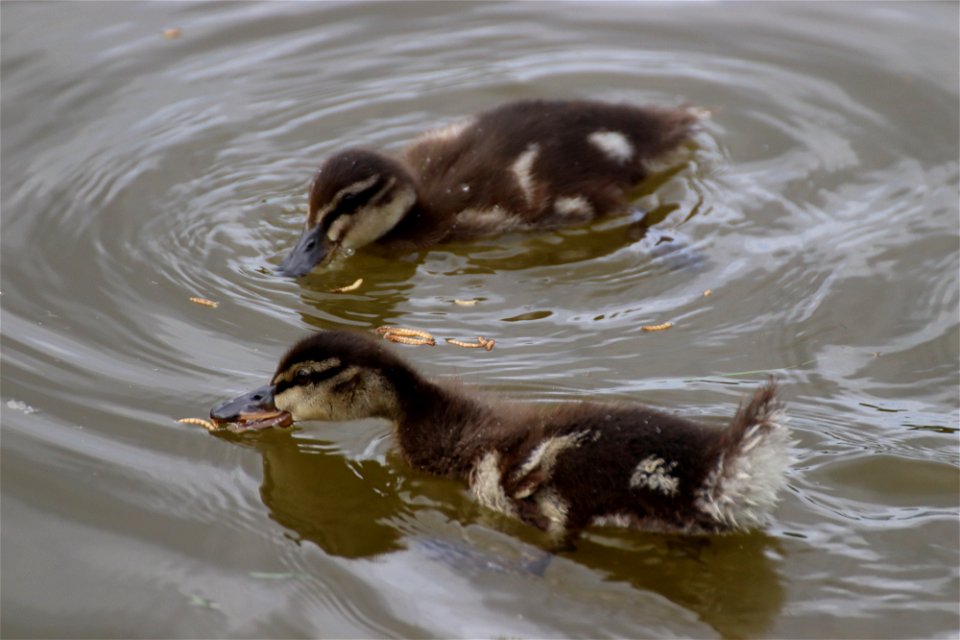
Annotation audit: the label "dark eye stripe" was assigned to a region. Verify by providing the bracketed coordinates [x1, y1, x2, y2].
[320, 180, 382, 233]
[275, 364, 348, 395]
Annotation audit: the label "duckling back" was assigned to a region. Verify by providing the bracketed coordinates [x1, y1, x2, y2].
[469, 381, 791, 541]
[388, 99, 700, 244]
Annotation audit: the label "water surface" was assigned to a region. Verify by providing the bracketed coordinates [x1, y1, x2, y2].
[2, 2, 958, 638]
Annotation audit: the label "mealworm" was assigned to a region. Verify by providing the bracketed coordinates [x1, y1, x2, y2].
[189, 296, 219, 308]
[177, 417, 218, 431]
[641, 322, 674, 332]
[446, 338, 484, 349]
[446, 336, 495, 351]
[330, 278, 363, 293]
[375, 326, 435, 340]
[384, 333, 435, 346]
[453, 299, 478, 306]
[163, 27, 182, 39]
[703, 289, 713, 297]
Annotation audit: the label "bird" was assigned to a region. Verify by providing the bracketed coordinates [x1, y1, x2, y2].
[278, 99, 703, 276]
[210, 331, 793, 545]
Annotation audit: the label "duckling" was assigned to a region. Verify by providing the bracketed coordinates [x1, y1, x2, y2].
[211, 331, 792, 544]
[279, 99, 702, 276]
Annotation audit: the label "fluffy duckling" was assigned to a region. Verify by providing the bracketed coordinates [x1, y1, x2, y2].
[279, 99, 701, 276]
[211, 331, 792, 544]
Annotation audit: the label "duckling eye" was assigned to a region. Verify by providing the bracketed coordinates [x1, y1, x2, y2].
[295, 369, 312, 385]
[340, 192, 362, 210]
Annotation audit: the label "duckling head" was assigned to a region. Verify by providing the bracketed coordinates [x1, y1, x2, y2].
[211, 331, 411, 428]
[279, 150, 417, 277]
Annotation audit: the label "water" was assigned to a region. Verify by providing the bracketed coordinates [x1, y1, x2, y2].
[2, 2, 958, 637]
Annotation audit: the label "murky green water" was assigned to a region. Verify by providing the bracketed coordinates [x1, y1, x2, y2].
[2, 2, 958, 638]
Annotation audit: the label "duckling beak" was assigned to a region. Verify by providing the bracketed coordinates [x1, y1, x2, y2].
[278, 225, 338, 277]
[209, 384, 293, 430]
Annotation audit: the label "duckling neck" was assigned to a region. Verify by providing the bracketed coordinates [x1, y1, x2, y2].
[386, 369, 496, 477]
[375, 200, 449, 249]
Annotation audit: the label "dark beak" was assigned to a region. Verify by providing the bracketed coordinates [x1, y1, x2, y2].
[210, 384, 293, 430]
[278, 225, 337, 277]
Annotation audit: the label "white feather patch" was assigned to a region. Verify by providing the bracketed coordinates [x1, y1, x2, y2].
[511, 431, 588, 499]
[588, 130, 634, 164]
[510, 143, 541, 206]
[470, 451, 516, 517]
[591, 513, 633, 528]
[554, 195, 593, 219]
[535, 488, 569, 537]
[695, 411, 793, 531]
[629, 456, 680, 496]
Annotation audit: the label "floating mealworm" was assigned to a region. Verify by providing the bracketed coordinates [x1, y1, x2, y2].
[375, 326, 434, 340]
[703, 289, 713, 297]
[446, 336, 496, 351]
[641, 322, 674, 332]
[446, 337, 484, 349]
[189, 296, 219, 308]
[453, 299, 478, 306]
[375, 326, 436, 346]
[163, 27, 182, 39]
[177, 417, 218, 431]
[383, 333, 436, 346]
[329, 278, 363, 293]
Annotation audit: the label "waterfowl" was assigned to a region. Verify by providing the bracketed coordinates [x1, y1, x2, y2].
[279, 99, 702, 276]
[210, 331, 792, 544]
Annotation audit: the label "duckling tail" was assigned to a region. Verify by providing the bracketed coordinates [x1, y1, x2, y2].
[696, 380, 793, 532]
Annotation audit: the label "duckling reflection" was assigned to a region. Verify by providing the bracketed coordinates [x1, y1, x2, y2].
[212, 330, 793, 547]
[574, 532, 785, 638]
[280, 99, 703, 276]
[213, 428, 784, 638]
[215, 428, 406, 558]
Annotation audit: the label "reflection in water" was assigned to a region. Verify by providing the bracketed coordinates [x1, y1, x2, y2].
[218, 429, 408, 558]
[575, 532, 785, 638]
[293, 211, 707, 333]
[223, 427, 784, 637]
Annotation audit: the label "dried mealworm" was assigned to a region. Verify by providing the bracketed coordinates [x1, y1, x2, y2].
[703, 289, 713, 297]
[375, 326, 434, 340]
[330, 278, 363, 293]
[177, 417, 218, 431]
[446, 338, 484, 349]
[189, 296, 219, 308]
[453, 299, 478, 306]
[384, 333, 435, 346]
[446, 336, 495, 351]
[163, 27, 182, 39]
[641, 322, 674, 332]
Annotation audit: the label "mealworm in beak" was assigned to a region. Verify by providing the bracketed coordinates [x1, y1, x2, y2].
[177, 417, 219, 431]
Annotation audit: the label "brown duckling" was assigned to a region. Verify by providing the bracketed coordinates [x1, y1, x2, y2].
[279, 99, 702, 276]
[210, 331, 792, 544]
